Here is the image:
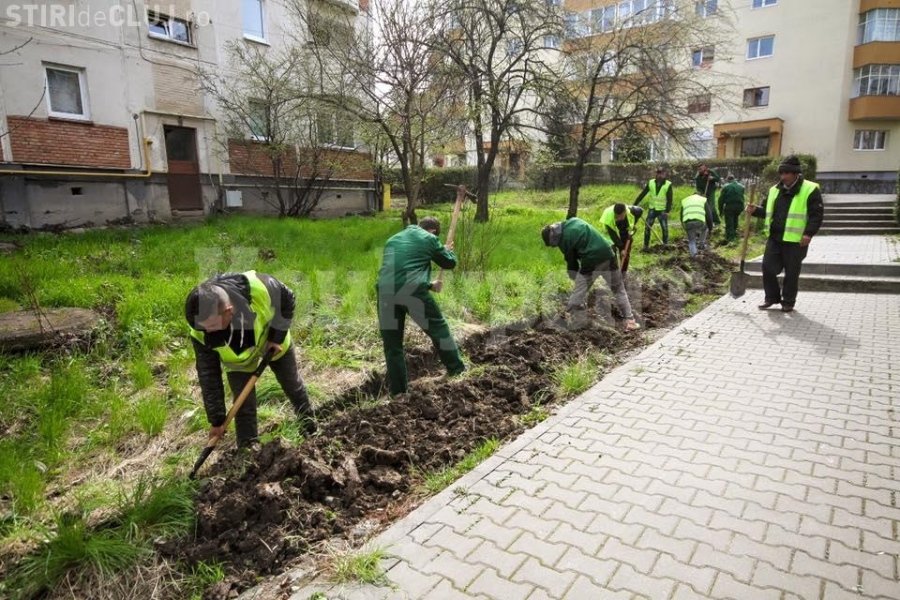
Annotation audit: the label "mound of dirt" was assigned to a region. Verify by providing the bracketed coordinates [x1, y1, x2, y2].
[165, 251, 732, 599]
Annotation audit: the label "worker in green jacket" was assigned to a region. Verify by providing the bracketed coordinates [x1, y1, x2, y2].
[695, 164, 721, 231]
[377, 216, 465, 395]
[718, 175, 746, 243]
[541, 217, 640, 331]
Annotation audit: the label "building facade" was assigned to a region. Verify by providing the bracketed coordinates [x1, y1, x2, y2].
[562, 0, 899, 190]
[0, 0, 375, 230]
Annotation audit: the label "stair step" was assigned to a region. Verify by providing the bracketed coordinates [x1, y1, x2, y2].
[818, 227, 900, 235]
[744, 273, 900, 294]
[744, 262, 900, 277]
[823, 200, 894, 208]
[824, 207, 893, 213]
[821, 220, 899, 227]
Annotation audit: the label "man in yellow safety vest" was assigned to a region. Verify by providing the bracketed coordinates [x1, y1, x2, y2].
[746, 156, 824, 313]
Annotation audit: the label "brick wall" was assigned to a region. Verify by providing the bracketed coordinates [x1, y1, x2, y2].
[229, 140, 373, 181]
[7, 117, 131, 168]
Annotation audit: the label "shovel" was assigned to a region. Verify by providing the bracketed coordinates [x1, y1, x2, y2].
[620, 238, 633, 275]
[729, 185, 756, 298]
[188, 348, 275, 479]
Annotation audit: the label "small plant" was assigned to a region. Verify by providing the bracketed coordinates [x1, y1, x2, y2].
[184, 561, 226, 599]
[330, 544, 389, 585]
[135, 393, 168, 436]
[551, 354, 603, 398]
[420, 438, 500, 494]
[521, 403, 550, 426]
[115, 473, 196, 541]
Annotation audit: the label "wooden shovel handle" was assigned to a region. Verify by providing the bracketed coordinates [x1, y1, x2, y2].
[738, 184, 756, 267]
[436, 185, 467, 285]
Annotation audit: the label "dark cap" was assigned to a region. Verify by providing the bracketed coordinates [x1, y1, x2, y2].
[778, 156, 802, 174]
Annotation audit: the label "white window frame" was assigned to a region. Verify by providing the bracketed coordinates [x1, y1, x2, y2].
[44, 64, 90, 121]
[751, 0, 777, 8]
[242, 0, 267, 43]
[147, 11, 193, 45]
[316, 110, 355, 150]
[853, 130, 887, 151]
[692, 46, 715, 68]
[858, 9, 900, 44]
[747, 35, 775, 60]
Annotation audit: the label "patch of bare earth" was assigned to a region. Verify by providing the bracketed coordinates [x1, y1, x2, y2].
[160, 250, 732, 600]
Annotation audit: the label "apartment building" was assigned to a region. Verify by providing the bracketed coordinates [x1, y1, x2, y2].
[0, 0, 374, 230]
[562, 0, 899, 191]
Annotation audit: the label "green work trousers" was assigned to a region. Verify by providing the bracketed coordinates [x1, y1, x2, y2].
[723, 209, 742, 242]
[378, 288, 465, 395]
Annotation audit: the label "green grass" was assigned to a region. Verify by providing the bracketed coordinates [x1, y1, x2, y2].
[419, 438, 501, 494]
[552, 353, 608, 398]
[329, 544, 389, 585]
[0, 184, 738, 597]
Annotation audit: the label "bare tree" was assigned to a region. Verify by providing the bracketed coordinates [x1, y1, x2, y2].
[285, 0, 463, 226]
[430, 0, 563, 222]
[539, 2, 736, 218]
[200, 42, 356, 217]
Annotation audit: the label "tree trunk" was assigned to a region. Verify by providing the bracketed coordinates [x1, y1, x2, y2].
[567, 160, 585, 219]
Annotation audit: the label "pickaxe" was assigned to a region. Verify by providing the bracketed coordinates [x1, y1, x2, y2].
[433, 184, 474, 290]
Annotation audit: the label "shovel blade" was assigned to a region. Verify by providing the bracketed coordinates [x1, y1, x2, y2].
[729, 270, 748, 298]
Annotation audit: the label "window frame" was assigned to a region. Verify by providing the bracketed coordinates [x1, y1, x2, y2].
[687, 93, 712, 115]
[853, 130, 887, 151]
[44, 64, 90, 121]
[858, 9, 900, 44]
[747, 35, 775, 60]
[691, 46, 715, 68]
[751, 0, 777, 9]
[743, 86, 770, 108]
[247, 99, 270, 141]
[852, 64, 900, 97]
[695, 0, 718, 17]
[242, 0, 267, 43]
[316, 109, 355, 150]
[147, 11, 193, 45]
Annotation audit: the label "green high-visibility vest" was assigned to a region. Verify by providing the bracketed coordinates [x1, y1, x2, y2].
[681, 194, 707, 222]
[189, 271, 290, 372]
[765, 180, 818, 242]
[647, 179, 672, 210]
[600, 205, 636, 243]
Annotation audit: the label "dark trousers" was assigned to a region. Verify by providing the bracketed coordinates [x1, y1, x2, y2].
[378, 288, 465, 395]
[723, 209, 742, 241]
[705, 192, 720, 228]
[762, 238, 809, 306]
[643, 209, 669, 246]
[226, 345, 313, 446]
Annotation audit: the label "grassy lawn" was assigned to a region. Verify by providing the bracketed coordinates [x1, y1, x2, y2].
[0, 183, 766, 599]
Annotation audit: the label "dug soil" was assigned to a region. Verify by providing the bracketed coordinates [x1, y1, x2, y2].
[168, 251, 732, 599]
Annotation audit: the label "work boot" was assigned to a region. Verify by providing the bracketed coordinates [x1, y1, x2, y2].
[758, 301, 779, 310]
[781, 304, 794, 313]
[625, 318, 641, 332]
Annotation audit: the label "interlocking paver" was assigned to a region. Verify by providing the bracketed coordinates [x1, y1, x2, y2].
[290, 246, 900, 600]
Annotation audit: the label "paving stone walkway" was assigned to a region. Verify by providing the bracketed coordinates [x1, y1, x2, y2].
[286, 233, 899, 600]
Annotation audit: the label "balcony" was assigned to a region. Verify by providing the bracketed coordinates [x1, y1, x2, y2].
[849, 95, 900, 120]
[854, 42, 900, 69]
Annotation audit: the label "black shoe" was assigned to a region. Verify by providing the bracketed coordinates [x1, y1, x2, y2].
[758, 302, 779, 310]
[781, 304, 794, 313]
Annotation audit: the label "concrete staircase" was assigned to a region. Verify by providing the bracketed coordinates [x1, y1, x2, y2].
[743, 261, 900, 294]
[818, 198, 899, 235]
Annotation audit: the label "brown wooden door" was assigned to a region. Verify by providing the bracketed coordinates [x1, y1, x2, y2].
[164, 126, 203, 210]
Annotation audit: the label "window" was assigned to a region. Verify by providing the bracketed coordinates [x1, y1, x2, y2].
[854, 130, 887, 150]
[564, 13, 589, 39]
[740, 136, 769, 157]
[147, 11, 191, 44]
[686, 130, 714, 158]
[692, 46, 715, 68]
[858, 9, 900, 44]
[506, 40, 523, 58]
[591, 5, 616, 33]
[247, 100, 269, 140]
[853, 64, 900, 97]
[317, 110, 354, 148]
[751, 0, 777, 8]
[747, 35, 774, 59]
[45, 65, 89, 120]
[544, 35, 561, 49]
[695, 0, 717, 17]
[687, 93, 711, 114]
[743, 86, 770, 107]
[242, 0, 265, 41]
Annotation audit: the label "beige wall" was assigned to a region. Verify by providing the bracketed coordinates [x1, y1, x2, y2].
[705, 0, 900, 174]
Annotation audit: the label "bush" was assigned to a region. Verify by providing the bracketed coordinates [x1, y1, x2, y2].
[384, 167, 479, 204]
